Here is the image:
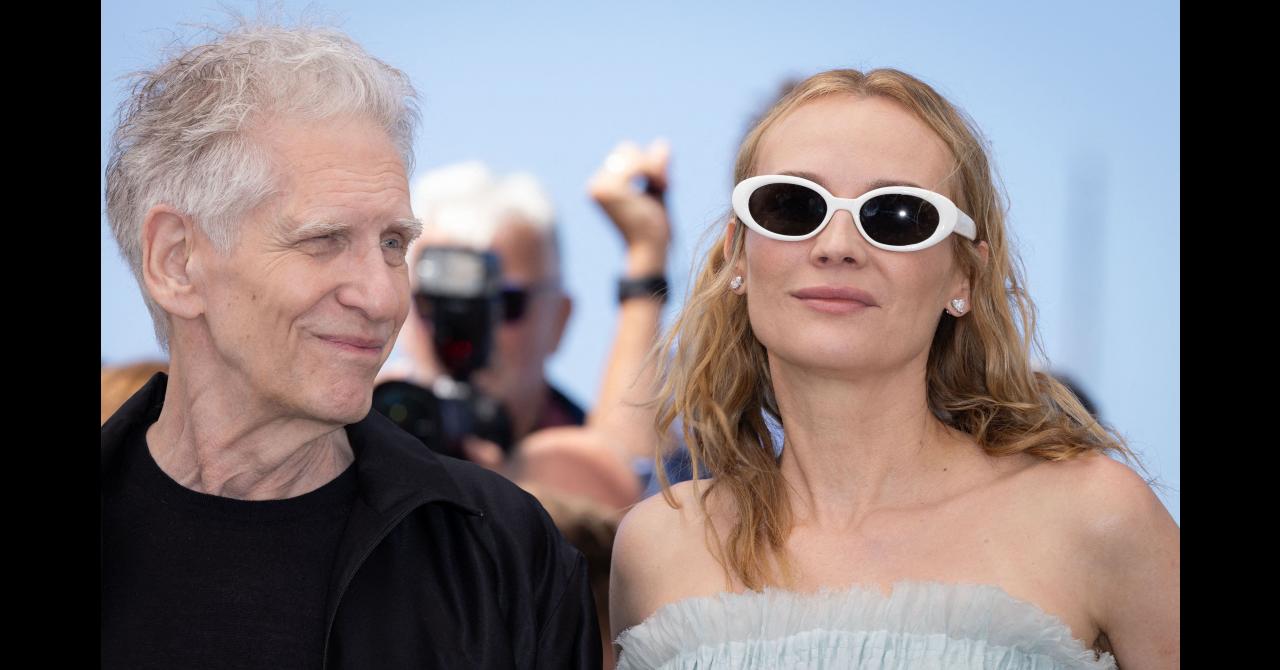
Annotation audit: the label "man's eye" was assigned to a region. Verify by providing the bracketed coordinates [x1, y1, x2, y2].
[298, 235, 341, 253]
[382, 237, 408, 265]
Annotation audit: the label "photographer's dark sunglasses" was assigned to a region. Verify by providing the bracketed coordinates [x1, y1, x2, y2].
[500, 281, 558, 322]
[732, 175, 977, 251]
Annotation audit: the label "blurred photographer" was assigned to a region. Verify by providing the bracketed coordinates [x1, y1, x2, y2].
[380, 147, 675, 493]
[378, 162, 579, 464]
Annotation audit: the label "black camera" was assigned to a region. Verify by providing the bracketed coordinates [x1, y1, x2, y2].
[372, 246, 514, 459]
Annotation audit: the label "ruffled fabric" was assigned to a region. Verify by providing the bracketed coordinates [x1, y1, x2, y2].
[616, 580, 1116, 669]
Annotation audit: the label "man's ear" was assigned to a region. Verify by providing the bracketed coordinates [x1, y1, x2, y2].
[549, 293, 572, 354]
[141, 204, 205, 320]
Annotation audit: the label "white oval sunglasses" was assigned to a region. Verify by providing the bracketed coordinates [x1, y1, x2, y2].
[732, 174, 977, 252]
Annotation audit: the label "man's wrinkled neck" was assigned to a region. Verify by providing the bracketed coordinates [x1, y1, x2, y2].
[146, 351, 355, 501]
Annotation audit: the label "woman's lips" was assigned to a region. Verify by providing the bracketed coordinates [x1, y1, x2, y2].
[790, 286, 878, 314]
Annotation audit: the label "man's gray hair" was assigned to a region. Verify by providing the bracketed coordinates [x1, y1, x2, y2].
[410, 161, 562, 271]
[105, 20, 419, 349]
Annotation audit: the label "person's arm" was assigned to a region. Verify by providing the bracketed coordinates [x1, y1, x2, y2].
[515, 426, 643, 509]
[585, 139, 673, 464]
[466, 467, 605, 669]
[1081, 454, 1180, 668]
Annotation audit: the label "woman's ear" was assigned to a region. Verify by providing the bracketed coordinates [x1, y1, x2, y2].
[723, 219, 747, 294]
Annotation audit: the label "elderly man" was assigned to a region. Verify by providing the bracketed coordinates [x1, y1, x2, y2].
[100, 22, 599, 669]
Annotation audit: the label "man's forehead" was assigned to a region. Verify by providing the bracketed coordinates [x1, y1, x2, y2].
[494, 222, 559, 281]
[256, 115, 412, 200]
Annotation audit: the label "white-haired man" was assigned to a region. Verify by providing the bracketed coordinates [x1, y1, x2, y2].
[386, 162, 583, 448]
[101, 22, 599, 669]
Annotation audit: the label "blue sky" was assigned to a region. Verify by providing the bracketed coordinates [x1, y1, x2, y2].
[102, 0, 1179, 521]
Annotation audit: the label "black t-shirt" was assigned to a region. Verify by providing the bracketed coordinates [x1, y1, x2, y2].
[102, 413, 358, 670]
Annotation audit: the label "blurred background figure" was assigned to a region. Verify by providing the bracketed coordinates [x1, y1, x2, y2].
[373, 157, 673, 503]
[377, 145, 680, 454]
[380, 162, 580, 444]
[583, 140, 676, 464]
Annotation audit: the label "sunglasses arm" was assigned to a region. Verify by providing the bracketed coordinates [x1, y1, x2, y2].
[955, 212, 977, 240]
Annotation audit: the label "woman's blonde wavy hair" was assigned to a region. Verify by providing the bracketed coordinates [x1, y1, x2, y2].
[652, 68, 1140, 591]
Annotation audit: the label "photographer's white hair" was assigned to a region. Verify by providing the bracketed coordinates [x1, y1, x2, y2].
[105, 19, 419, 349]
[410, 161, 560, 267]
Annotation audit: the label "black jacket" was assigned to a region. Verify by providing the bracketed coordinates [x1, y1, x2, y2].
[101, 374, 602, 669]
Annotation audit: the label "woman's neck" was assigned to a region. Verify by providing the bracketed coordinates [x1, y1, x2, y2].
[769, 354, 972, 531]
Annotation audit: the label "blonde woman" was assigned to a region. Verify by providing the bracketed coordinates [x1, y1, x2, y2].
[610, 69, 1178, 669]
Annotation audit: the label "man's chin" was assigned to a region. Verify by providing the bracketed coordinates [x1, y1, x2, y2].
[307, 385, 374, 426]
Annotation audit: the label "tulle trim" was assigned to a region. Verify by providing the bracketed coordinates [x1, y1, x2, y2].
[616, 580, 1117, 669]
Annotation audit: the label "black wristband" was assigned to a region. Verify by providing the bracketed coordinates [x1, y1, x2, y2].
[617, 275, 668, 304]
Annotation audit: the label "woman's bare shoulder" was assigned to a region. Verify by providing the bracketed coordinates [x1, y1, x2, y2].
[1029, 450, 1179, 665]
[1016, 452, 1176, 590]
[1016, 450, 1166, 518]
[610, 479, 728, 637]
[1035, 450, 1176, 556]
[613, 479, 724, 578]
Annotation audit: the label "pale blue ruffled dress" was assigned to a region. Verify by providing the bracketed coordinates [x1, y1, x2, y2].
[615, 581, 1117, 669]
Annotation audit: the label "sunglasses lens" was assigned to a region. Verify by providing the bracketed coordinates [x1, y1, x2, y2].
[501, 289, 527, 322]
[859, 193, 940, 246]
[748, 183, 828, 237]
